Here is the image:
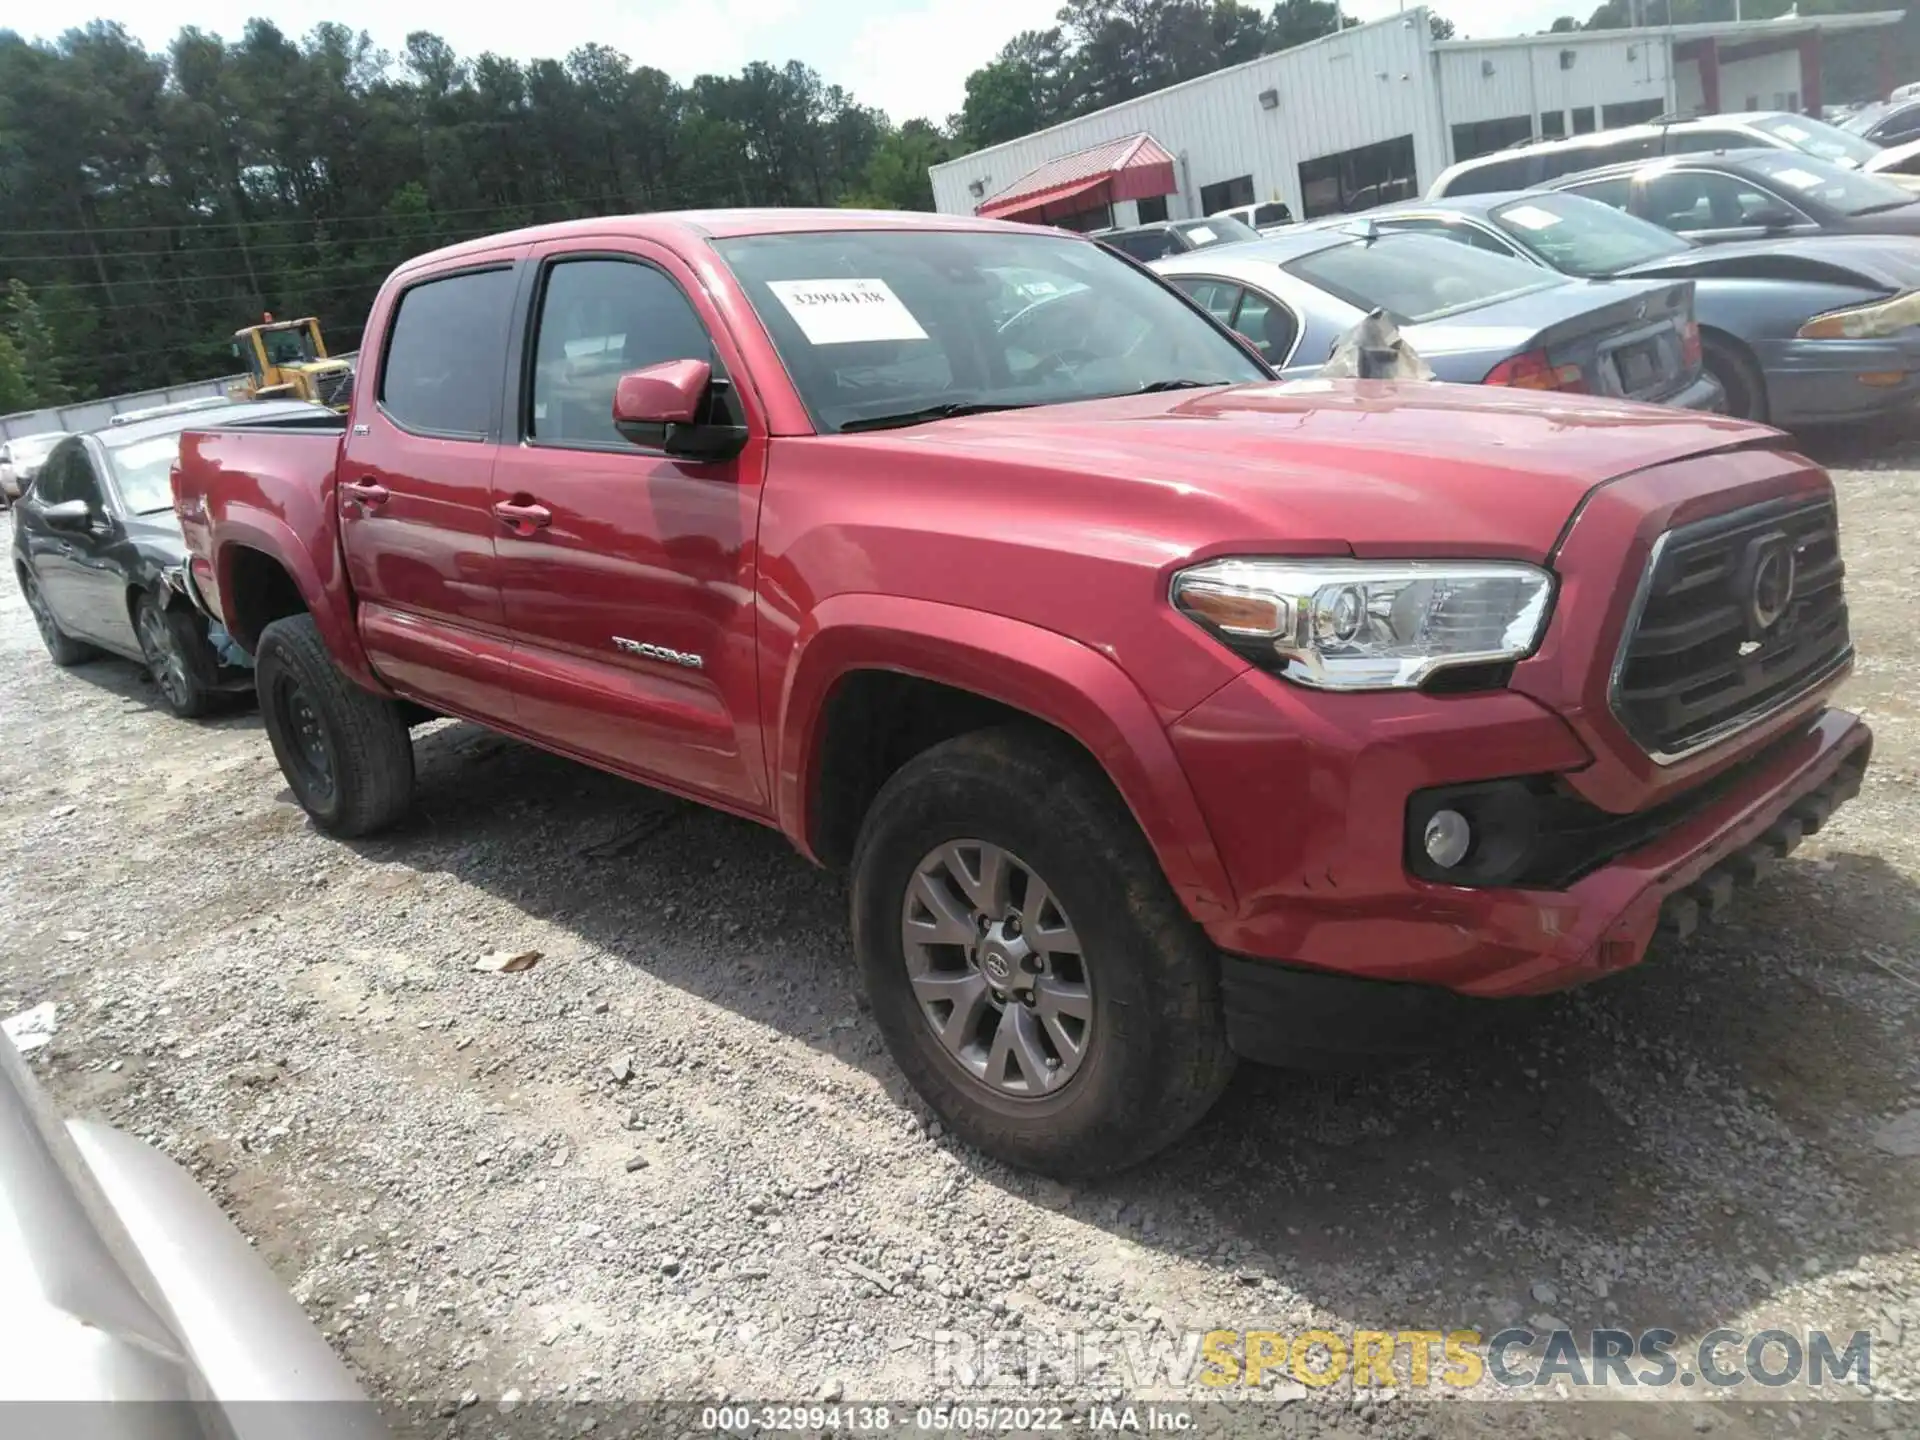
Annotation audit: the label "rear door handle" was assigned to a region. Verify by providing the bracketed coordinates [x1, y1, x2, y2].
[342, 478, 390, 508]
[493, 499, 553, 535]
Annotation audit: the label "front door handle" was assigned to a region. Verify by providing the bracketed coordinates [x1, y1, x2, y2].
[493, 499, 553, 536]
[342, 478, 390, 509]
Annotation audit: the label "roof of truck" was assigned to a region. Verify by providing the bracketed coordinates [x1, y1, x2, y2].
[394, 208, 1051, 278]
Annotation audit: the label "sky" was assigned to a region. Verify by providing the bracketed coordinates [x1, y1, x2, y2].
[22, 0, 1581, 126]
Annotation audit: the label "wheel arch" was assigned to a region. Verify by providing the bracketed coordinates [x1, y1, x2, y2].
[778, 595, 1236, 924]
[1699, 325, 1769, 422]
[212, 526, 383, 691]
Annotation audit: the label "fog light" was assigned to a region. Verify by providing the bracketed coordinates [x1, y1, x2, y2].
[1423, 808, 1472, 869]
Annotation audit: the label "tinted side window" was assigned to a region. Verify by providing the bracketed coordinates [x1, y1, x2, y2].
[1561, 176, 1633, 211]
[378, 267, 516, 437]
[1442, 156, 1533, 196]
[1644, 170, 1791, 231]
[1109, 231, 1178, 261]
[1169, 278, 1240, 324]
[1665, 129, 1750, 156]
[30, 444, 76, 503]
[1231, 290, 1299, 364]
[530, 260, 713, 447]
[69, 451, 107, 510]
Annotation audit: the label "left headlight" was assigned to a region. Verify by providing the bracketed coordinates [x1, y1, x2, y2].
[1797, 289, 1920, 340]
[1170, 557, 1554, 691]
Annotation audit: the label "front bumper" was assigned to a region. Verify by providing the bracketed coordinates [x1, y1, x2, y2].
[1210, 709, 1870, 1065]
[1760, 334, 1920, 427]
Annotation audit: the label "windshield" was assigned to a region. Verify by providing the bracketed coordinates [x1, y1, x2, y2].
[107, 434, 184, 514]
[1490, 193, 1689, 276]
[1750, 113, 1883, 168]
[1745, 150, 1917, 216]
[1285, 231, 1561, 324]
[711, 229, 1267, 434]
[1177, 215, 1261, 247]
[260, 327, 318, 365]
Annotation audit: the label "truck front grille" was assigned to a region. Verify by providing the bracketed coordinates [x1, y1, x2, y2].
[1611, 494, 1850, 764]
[316, 369, 354, 408]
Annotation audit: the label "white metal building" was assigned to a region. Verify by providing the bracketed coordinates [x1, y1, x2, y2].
[931, 6, 1902, 230]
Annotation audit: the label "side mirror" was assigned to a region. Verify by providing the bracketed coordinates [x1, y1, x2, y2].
[612, 358, 749, 462]
[1747, 204, 1798, 230]
[40, 499, 94, 533]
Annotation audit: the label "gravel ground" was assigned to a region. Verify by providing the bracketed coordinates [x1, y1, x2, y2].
[3, 438, 1919, 1440]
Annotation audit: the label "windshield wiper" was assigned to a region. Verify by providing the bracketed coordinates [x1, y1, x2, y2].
[1133, 378, 1229, 393]
[838, 401, 1037, 433]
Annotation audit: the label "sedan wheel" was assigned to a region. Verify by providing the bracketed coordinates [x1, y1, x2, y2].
[19, 570, 97, 667]
[135, 596, 216, 718]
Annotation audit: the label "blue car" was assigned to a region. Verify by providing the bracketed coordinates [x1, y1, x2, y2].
[1153, 226, 1722, 412]
[1350, 189, 1920, 426]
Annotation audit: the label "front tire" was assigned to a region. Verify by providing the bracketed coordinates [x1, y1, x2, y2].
[255, 613, 414, 837]
[1704, 335, 1768, 423]
[851, 726, 1235, 1178]
[136, 593, 219, 718]
[19, 568, 98, 667]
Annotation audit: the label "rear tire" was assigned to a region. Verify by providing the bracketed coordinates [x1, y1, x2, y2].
[255, 613, 414, 837]
[850, 726, 1235, 1178]
[19, 567, 98, 667]
[136, 593, 218, 719]
[1704, 335, 1768, 423]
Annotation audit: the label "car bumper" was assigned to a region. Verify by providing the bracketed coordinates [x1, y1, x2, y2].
[1665, 369, 1726, 412]
[1209, 709, 1870, 1065]
[1760, 334, 1920, 426]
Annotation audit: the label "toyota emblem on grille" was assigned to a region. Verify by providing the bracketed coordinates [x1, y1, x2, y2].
[1742, 532, 1797, 637]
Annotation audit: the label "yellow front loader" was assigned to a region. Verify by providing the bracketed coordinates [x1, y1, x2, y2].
[229, 315, 354, 412]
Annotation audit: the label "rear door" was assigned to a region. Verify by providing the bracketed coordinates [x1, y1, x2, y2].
[338, 255, 523, 726]
[489, 241, 770, 812]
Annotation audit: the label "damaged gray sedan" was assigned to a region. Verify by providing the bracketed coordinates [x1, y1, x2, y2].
[1359, 188, 1920, 426]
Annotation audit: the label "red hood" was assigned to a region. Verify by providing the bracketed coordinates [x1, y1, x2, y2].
[858, 380, 1770, 563]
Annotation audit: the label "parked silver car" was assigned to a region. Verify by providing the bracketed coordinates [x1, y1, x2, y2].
[1153, 225, 1722, 411]
[0, 431, 68, 506]
[1352, 189, 1920, 426]
[0, 1032, 385, 1439]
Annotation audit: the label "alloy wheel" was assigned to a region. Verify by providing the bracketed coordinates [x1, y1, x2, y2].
[22, 573, 59, 650]
[900, 840, 1094, 1098]
[138, 605, 191, 710]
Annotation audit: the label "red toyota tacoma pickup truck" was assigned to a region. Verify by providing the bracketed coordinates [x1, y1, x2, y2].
[172, 209, 1870, 1176]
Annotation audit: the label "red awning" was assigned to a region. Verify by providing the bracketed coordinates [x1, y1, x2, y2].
[977, 133, 1177, 224]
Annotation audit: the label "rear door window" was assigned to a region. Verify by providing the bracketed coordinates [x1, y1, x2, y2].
[1168, 277, 1241, 324]
[1442, 155, 1534, 196]
[1559, 176, 1633, 212]
[1230, 290, 1300, 364]
[1106, 230, 1179, 261]
[378, 267, 517, 438]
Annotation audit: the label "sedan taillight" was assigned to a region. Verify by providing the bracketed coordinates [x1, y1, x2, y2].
[1681, 319, 1703, 370]
[1483, 349, 1587, 392]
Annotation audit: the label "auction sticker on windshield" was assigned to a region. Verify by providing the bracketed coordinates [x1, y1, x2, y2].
[1501, 204, 1561, 231]
[1773, 167, 1825, 190]
[766, 278, 929, 345]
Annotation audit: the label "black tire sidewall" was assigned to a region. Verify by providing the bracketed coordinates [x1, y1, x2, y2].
[852, 736, 1218, 1175]
[256, 619, 347, 827]
[1704, 339, 1764, 422]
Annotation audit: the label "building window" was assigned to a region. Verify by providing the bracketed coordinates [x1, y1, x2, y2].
[1540, 110, 1567, 139]
[1052, 205, 1112, 233]
[1135, 194, 1170, 223]
[1199, 174, 1255, 215]
[1451, 114, 1534, 163]
[1602, 99, 1664, 128]
[1298, 135, 1418, 220]
[1572, 106, 1598, 134]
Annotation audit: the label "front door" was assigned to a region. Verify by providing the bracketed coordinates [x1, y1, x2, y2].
[26, 442, 130, 648]
[337, 257, 522, 727]
[490, 244, 769, 812]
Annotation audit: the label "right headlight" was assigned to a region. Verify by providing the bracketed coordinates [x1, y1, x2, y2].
[1170, 557, 1554, 691]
